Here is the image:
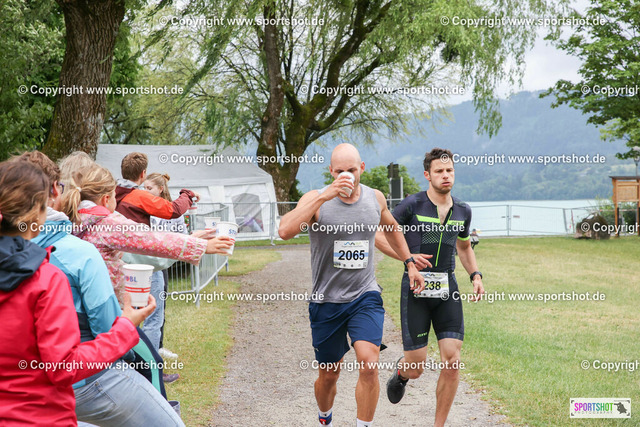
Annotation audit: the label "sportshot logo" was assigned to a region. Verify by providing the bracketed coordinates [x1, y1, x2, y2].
[570, 398, 630, 419]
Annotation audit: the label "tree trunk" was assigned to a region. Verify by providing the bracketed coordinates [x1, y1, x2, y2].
[259, 154, 303, 202]
[257, 0, 288, 200]
[43, 0, 125, 161]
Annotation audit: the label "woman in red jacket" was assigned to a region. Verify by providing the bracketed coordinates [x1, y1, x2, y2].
[0, 160, 156, 426]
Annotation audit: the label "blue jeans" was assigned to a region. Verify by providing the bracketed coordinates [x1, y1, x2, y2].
[74, 360, 184, 426]
[142, 270, 164, 351]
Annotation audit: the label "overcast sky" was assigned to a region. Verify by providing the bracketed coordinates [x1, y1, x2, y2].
[448, 0, 590, 105]
[504, 34, 582, 94]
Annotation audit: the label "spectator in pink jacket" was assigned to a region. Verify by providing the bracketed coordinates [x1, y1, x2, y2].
[0, 160, 156, 426]
[59, 164, 233, 303]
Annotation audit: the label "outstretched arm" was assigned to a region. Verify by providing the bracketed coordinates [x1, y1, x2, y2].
[96, 212, 230, 264]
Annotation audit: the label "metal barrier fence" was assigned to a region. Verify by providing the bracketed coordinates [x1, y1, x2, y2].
[470, 204, 638, 236]
[166, 201, 635, 303]
[260, 201, 636, 238]
[185, 200, 631, 241]
[469, 204, 590, 236]
[166, 207, 229, 307]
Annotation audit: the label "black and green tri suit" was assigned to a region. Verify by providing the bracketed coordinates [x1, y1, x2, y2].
[392, 191, 472, 350]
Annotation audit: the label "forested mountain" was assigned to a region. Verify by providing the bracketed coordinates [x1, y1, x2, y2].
[295, 91, 632, 201]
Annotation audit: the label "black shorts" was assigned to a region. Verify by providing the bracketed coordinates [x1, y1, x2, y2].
[400, 272, 464, 351]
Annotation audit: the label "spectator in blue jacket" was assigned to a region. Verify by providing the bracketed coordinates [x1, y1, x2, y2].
[18, 151, 184, 426]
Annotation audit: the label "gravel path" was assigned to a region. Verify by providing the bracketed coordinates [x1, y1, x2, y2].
[210, 246, 509, 426]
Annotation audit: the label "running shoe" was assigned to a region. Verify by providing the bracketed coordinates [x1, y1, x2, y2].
[163, 373, 180, 384]
[318, 412, 332, 426]
[386, 357, 408, 404]
[159, 347, 179, 360]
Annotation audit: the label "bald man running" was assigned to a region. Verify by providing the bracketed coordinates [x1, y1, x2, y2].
[279, 143, 424, 427]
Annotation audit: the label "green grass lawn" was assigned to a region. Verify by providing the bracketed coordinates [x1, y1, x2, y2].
[163, 248, 281, 426]
[377, 236, 640, 426]
[219, 248, 283, 276]
[235, 234, 310, 247]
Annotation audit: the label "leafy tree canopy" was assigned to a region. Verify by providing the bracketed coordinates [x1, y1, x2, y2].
[543, 0, 640, 160]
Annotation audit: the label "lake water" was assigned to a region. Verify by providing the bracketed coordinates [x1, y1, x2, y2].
[466, 199, 598, 236]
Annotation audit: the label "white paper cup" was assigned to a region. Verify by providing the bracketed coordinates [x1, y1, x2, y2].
[337, 171, 355, 197]
[122, 264, 154, 307]
[204, 216, 221, 230]
[216, 221, 239, 255]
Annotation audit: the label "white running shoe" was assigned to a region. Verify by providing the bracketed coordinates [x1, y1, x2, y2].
[159, 347, 179, 360]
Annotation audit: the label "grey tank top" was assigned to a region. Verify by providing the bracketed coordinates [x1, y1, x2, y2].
[309, 183, 382, 303]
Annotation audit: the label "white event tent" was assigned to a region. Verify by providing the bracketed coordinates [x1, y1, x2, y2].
[96, 144, 278, 240]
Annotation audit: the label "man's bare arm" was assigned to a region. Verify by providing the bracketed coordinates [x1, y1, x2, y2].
[278, 175, 354, 240]
[375, 231, 433, 270]
[374, 230, 402, 260]
[278, 190, 324, 240]
[456, 239, 478, 274]
[457, 238, 485, 299]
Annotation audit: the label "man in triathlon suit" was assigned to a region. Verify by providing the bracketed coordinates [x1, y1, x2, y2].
[278, 143, 424, 427]
[375, 148, 485, 427]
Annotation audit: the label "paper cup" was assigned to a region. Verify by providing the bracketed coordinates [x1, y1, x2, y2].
[122, 264, 154, 307]
[216, 221, 239, 255]
[337, 171, 355, 197]
[204, 216, 221, 230]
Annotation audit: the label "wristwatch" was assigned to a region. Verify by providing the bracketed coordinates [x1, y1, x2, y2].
[403, 257, 416, 267]
[470, 271, 483, 281]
